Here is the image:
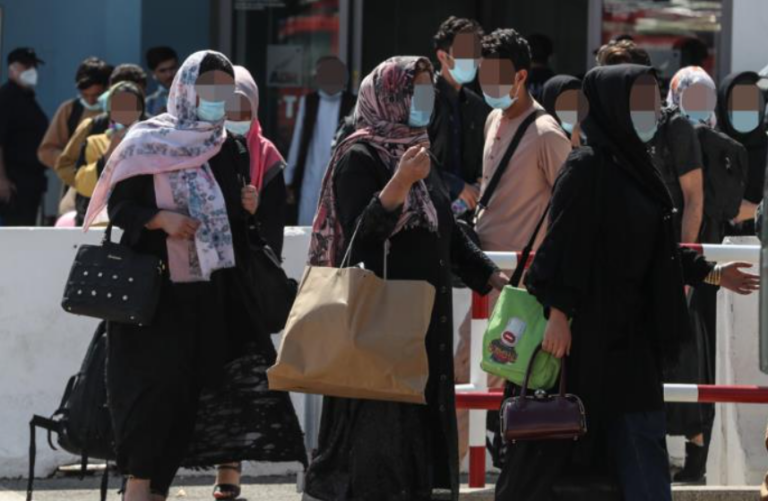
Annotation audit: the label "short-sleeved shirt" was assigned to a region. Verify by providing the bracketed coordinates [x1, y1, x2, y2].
[648, 108, 702, 220]
[475, 102, 572, 252]
[0, 81, 49, 192]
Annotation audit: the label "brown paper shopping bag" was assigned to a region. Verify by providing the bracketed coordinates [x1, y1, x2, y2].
[267, 243, 436, 404]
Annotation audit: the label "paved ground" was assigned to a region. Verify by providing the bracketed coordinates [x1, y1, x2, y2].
[1, 476, 305, 501]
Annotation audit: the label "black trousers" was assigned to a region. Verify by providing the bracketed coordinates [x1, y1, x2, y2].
[106, 282, 232, 495]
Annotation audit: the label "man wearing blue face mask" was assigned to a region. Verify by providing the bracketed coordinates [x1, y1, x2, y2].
[285, 56, 356, 226]
[429, 17, 491, 218]
[38, 57, 112, 172]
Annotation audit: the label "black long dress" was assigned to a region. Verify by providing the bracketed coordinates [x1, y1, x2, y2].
[303, 143, 497, 501]
[495, 65, 714, 501]
[106, 135, 305, 495]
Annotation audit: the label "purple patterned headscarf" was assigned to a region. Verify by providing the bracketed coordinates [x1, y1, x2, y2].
[308, 56, 439, 266]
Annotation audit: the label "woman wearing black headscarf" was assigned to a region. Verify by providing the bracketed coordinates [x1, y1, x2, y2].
[494, 65, 759, 501]
[716, 71, 768, 235]
[541, 75, 583, 148]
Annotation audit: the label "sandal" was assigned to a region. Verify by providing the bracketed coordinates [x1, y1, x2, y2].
[213, 464, 242, 500]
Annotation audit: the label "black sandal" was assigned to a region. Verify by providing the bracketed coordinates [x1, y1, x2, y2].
[213, 464, 242, 500]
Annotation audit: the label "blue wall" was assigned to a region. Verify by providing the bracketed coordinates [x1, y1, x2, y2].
[0, 0, 211, 117]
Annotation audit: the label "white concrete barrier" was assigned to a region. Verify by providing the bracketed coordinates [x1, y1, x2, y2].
[0, 227, 312, 479]
[0, 229, 764, 483]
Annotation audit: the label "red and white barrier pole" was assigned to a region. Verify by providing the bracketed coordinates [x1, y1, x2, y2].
[456, 384, 768, 409]
[468, 292, 489, 489]
[484, 244, 759, 271]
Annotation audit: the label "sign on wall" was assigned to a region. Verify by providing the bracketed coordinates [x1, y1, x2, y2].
[266, 45, 304, 88]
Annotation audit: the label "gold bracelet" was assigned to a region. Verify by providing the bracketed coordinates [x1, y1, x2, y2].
[704, 265, 722, 286]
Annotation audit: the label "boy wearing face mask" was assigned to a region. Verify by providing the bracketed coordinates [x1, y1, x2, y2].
[454, 28, 571, 463]
[429, 16, 490, 217]
[0, 48, 49, 226]
[37, 57, 112, 171]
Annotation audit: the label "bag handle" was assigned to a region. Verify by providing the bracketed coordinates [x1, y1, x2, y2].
[339, 218, 391, 279]
[101, 224, 114, 246]
[475, 110, 544, 223]
[519, 344, 566, 399]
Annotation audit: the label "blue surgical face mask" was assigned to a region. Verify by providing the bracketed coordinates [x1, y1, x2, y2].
[683, 110, 712, 125]
[556, 110, 578, 135]
[448, 58, 478, 85]
[80, 97, 103, 112]
[111, 122, 127, 132]
[197, 99, 227, 122]
[225, 120, 251, 136]
[408, 84, 435, 128]
[482, 79, 519, 110]
[729, 110, 760, 133]
[631, 111, 658, 143]
[483, 92, 514, 111]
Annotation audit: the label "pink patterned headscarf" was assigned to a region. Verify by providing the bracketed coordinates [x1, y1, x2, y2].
[308, 56, 439, 266]
[233, 66, 285, 191]
[84, 50, 236, 283]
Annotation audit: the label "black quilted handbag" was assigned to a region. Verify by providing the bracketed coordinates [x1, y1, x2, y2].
[61, 224, 165, 326]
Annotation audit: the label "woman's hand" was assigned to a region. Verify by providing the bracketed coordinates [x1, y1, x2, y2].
[720, 262, 760, 295]
[489, 271, 509, 291]
[541, 308, 571, 359]
[380, 145, 431, 211]
[147, 210, 201, 239]
[241, 185, 259, 215]
[393, 145, 430, 187]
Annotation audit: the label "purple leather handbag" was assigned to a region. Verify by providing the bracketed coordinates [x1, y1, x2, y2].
[501, 345, 587, 443]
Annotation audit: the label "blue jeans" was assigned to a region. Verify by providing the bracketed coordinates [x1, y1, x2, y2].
[608, 411, 672, 501]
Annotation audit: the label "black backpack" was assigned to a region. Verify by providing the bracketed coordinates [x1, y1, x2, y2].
[695, 124, 749, 223]
[27, 321, 115, 501]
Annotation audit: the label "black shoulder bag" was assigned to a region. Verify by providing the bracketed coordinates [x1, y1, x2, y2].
[458, 109, 545, 246]
[61, 224, 165, 326]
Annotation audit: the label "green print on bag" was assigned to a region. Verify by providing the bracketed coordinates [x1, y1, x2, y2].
[481, 286, 561, 390]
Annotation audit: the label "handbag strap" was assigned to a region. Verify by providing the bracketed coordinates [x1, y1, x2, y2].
[519, 344, 566, 398]
[340, 218, 391, 279]
[508, 199, 552, 288]
[100, 224, 114, 245]
[475, 109, 544, 222]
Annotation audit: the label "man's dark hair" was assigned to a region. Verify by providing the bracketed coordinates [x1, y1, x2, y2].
[75, 57, 112, 90]
[110, 64, 148, 89]
[596, 40, 651, 66]
[527, 33, 553, 64]
[199, 52, 235, 78]
[677, 37, 708, 67]
[432, 16, 484, 53]
[481, 29, 532, 73]
[146, 46, 178, 71]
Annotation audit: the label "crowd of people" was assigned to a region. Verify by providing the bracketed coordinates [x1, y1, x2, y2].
[1, 13, 766, 501]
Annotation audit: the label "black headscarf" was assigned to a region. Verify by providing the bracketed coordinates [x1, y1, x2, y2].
[716, 71, 768, 203]
[581, 64, 673, 209]
[541, 75, 581, 123]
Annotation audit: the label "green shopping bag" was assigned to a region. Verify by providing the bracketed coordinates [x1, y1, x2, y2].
[481, 286, 560, 389]
[479, 198, 560, 390]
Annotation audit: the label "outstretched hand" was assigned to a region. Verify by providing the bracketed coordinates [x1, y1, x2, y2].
[720, 262, 760, 295]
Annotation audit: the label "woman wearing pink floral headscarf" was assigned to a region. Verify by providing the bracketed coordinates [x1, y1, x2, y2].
[303, 56, 504, 501]
[92, 51, 305, 501]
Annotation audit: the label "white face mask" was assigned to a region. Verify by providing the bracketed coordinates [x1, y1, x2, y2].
[19, 68, 38, 88]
